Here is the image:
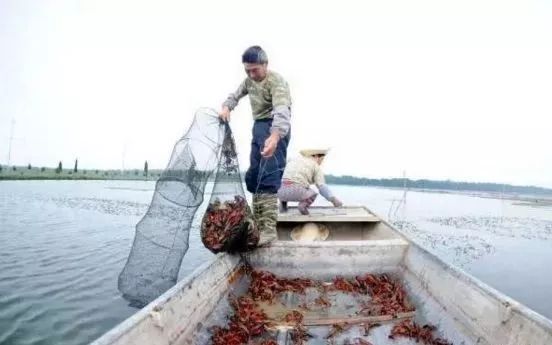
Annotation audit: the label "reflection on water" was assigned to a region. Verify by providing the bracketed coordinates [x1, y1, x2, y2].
[1, 180, 552, 345]
[0, 181, 214, 345]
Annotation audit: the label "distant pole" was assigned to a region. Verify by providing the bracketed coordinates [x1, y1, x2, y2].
[144, 160, 148, 180]
[7, 119, 15, 165]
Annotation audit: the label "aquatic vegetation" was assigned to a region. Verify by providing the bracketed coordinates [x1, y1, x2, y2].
[427, 216, 552, 241]
[394, 221, 496, 267]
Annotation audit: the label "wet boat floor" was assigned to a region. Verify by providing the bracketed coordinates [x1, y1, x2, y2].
[193, 276, 439, 345]
[256, 288, 418, 345]
[268, 324, 420, 345]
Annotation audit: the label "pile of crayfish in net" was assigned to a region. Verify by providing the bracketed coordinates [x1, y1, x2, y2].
[201, 196, 258, 253]
[210, 269, 453, 345]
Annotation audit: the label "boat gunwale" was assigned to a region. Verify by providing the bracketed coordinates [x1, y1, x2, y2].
[379, 216, 552, 333]
[92, 209, 552, 344]
[90, 253, 237, 345]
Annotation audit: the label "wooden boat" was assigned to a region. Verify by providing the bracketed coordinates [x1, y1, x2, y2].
[91, 206, 552, 345]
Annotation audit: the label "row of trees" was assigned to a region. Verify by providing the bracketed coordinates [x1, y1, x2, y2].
[0, 164, 33, 172]
[54, 159, 77, 173]
[325, 174, 552, 195]
[4, 163, 548, 195]
[0, 160, 150, 177]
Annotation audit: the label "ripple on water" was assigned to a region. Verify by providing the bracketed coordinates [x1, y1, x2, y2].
[1, 182, 143, 345]
[2, 181, 552, 345]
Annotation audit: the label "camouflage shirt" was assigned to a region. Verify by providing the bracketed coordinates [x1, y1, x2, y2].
[223, 70, 292, 137]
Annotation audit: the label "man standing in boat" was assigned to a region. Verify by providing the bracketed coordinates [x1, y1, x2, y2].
[218, 46, 292, 246]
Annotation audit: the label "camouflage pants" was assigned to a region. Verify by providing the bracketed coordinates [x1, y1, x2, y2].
[253, 193, 278, 245]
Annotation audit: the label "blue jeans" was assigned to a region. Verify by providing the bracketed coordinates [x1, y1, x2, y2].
[245, 119, 291, 194]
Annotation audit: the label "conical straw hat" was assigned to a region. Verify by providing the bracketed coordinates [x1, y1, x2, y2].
[290, 222, 330, 241]
[299, 148, 329, 157]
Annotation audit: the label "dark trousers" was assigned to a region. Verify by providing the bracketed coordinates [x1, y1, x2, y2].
[245, 119, 291, 194]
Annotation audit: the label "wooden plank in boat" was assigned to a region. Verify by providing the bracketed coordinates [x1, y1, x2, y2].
[268, 312, 415, 328]
[278, 206, 380, 223]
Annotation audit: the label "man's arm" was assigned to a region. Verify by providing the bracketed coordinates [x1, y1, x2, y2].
[261, 77, 292, 157]
[269, 80, 292, 138]
[315, 167, 343, 207]
[220, 79, 248, 121]
[261, 104, 290, 157]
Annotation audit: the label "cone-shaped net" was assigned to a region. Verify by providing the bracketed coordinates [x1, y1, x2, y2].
[118, 108, 259, 307]
[118, 108, 224, 306]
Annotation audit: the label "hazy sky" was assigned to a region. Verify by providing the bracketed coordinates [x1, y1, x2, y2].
[1, 0, 551, 187]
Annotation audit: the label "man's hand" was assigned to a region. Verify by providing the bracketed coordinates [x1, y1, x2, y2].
[218, 106, 231, 122]
[330, 197, 343, 207]
[261, 132, 280, 158]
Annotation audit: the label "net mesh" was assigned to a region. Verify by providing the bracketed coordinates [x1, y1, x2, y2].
[200, 122, 259, 254]
[118, 108, 229, 306]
